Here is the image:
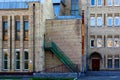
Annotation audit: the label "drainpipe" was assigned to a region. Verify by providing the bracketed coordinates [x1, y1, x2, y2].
[10, 16, 12, 71]
[81, 10, 85, 76]
[33, 4, 35, 73]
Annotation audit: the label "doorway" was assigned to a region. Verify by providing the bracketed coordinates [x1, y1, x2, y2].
[92, 59, 100, 71]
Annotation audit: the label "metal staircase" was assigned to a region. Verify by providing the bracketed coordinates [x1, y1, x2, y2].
[44, 41, 78, 72]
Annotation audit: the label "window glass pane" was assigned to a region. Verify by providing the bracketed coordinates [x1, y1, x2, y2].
[97, 17, 102, 26]
[15, 51, 20, 69]
[107, 39, 113, 47]
[4, 51, 8, 60]
[114, 59, 119, 68]
[108, 59, 112, 68]
[90, 17, 95, 26]
[114, 39, 119, 47]
[114, 17, 119, 26]
[71, 0, 79, 15]
[97, 38, 102, 47]
[24, 21, 28, 31]
[3, 21, 8, 31]
[16, 61, 20, 69]
[15, 21, 20, 40]
[98, 0, 102, 6]
[91, 0, 95, 6]
[114, 0, 119, 6]
[24, 61, 28, 69]
[16, 51, 20, 60]
[15, 21, 20, 31]
[3, 21, 8, 41]
[108, 0, 112, 6]
[3, 50, 8, 69]
[107, 17, 113, 26]
[4, 61, 8, 69]
[24, 21, 29, 41]
[90, 39, 95, 47]
[24, 51, 28, 59]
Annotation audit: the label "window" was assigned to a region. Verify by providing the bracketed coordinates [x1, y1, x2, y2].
[97, 17, 102, 26]
[107, 0, 113, 6]
[15, 21, 20, 40]
[23, 51, 29, 70]
[107, 39, 113, 47]
[15, 51, 20, 70]
[114, 0, 120, 6]
[97, 38, 102, 47]
[114, 39, 119, 47]
[3, 50, 8, 70]
[91, 0, 95, 6]
[90, 39, 95, 48]
[71, 0, 79, 15]
[24, 21, 29, 41]
[114, 59, 119, 68]
[90, 17, 95, 26]
[3, 21, 8, 41]
[114, 17, 120, 27]
[97, 0, 102, 6]
[107, 59, 112, 68]
[107, 17, 113, 27]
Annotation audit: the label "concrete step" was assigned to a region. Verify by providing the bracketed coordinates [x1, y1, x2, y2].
[33, 73, 79, 78]
[86, 71, 120, 76]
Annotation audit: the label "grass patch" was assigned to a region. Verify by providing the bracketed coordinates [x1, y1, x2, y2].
[30, 78, 74, 80]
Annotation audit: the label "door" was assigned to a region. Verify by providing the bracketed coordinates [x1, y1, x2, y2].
[92, 59, 100, 71]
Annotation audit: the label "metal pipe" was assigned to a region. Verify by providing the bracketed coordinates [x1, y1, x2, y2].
[33, 3, 36, 72]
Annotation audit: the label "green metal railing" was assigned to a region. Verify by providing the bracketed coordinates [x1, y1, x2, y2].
[44, 41, 78, 72]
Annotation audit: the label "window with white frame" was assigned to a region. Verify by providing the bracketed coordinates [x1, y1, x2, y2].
[97, 0, 102, 6]
[107, 38, 113, 47]
[90, 0, 95, 6]
[90, 17, 95, 26]
[23, 50, 29, 70]
[107, 0, 113, 6]
[107, 58, 112, 68]
[97, 17, 102, 26]
[3, 49, 8, 70]
[97, 38, 102, 47]
[107, 17, 113, 27]
[90, 39, 95, 48]
[15, 51, 20, 70]
[114, 17, 120, 27]
[114, 0, 120, 6]
[114, 38, 119, 47]
[114, 58, 119, 68]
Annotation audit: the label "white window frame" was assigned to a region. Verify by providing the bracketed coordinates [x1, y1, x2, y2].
[107, 38, 113, 47]
[90, 17, 95, 27]
[107, 17, 113, 27]
[114, 58, 119, 68]
[114, 17, 120, 27]
[97, 0, 102, 6]
[97, 38, 102, 47]
[114, 38, 119, 47]
[107, 0, 113, 6]
[90, 0, 96, 6]
[114, 0, 120, 6]
[97, 17, 102, 27]
[2, 49, 8, 70]
[15, 49, 20, 70]
[107, 58, 112, 68]
[23, 49, 29, 70]
[90, 39, 95, 48]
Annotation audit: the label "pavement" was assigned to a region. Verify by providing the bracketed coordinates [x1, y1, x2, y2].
[78, 76, 120, 80]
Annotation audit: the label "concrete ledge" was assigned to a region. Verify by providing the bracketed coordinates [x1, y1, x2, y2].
[33, 73, 79, 78]
[86, 71, 120, 76]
